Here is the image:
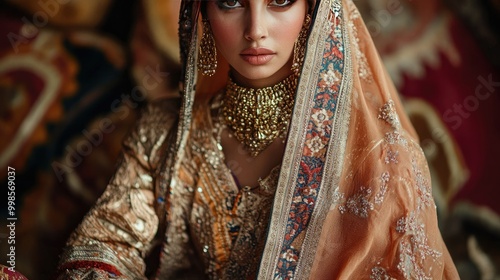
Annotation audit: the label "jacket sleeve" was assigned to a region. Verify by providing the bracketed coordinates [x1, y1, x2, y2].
[57, 99, 179, 279]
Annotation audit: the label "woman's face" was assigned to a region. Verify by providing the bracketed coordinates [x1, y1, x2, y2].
[206, 0, 307, 88]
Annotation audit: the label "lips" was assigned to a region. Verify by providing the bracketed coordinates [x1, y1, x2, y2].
[240, 47, 275, 65]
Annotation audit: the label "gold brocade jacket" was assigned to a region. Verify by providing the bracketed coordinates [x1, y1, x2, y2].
[58, 98, 281, 279]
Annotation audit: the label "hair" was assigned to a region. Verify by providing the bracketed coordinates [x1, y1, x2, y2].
[200, 0, 208, 19]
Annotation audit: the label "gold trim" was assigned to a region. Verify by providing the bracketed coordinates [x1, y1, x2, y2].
[295, 1, 353, 277]
[257, 0, 339, 278]
[60, 245, 144, 279]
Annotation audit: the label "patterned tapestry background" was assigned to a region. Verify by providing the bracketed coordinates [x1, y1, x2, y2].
[0, 0, 498, 279]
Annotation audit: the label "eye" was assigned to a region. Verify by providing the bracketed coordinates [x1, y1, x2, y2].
[217, 0, 243, 9]
[269, 0, 294, 7]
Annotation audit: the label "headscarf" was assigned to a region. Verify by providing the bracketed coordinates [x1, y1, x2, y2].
[170, 0, 459, 278]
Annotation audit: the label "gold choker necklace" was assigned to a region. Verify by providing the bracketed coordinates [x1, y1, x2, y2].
[221, 73, 298, 157]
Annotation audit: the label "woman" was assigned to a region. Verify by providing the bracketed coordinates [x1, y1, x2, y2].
[57, 0, 459, 278]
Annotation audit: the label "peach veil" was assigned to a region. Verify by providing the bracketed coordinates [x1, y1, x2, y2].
[174, 0, 459, 278]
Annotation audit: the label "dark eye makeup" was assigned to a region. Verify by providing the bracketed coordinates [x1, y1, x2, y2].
[215, 0, 297, 10]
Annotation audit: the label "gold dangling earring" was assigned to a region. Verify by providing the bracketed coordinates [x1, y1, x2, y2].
[198, 20, 217, 76]
[291, 14, 312, 73]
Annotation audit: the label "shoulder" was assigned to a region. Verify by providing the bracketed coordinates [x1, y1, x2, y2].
[136, 98, 181, 128]
[122, 98, 181, 169]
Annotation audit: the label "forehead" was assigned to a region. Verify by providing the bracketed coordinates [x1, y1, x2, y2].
[201, 0, 315, 10]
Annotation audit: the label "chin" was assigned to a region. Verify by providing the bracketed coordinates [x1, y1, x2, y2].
[236, 67, 280, 81]
[244, 72, 275, 81]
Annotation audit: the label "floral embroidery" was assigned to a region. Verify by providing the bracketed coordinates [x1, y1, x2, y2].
[378, 100, 401, 130]
[384, 150, 399, 164]
[345, 187, 373, 218]
[384, 131, 408, 147]
[371, 145, 443, 279]
[371, 266, 396, 280]
[340, 187, 374, 218]
[320, 64, 341, 89]
[337, 172, 391, 217]
[396, 153, 442, 279]
[333, 187, 344, 204]
[347, 2, 373, 83]
[306, 135, 326, 156]
[412, 158, 434, 210]
[311, 109, 330, 133]
[282, 248, 299, 263]
[396, 212, 443, 279]
[276, 247, 300, 279]
[330, 187, 345, 211]
[374, 172, 390, 205]
[380, 101, 407, 149]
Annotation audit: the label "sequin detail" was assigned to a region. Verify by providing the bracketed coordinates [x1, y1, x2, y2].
[378, 100, 401, 130]
[370, 266, 396, 280]
[385, 150, 399, 164]
[374, 172, 390, 205]
[347, 1, 374, 83]
[337, 172, 391, 218]
[396, 211, 443, 279]
[185, 101, 280, 279]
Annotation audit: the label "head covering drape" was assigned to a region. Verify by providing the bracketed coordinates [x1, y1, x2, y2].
[174, 0, 459, 278]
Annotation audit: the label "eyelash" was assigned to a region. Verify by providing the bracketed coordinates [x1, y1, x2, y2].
[216, 0, 296, 10]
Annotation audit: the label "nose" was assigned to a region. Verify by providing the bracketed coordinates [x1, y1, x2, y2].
[244, 7, 268, 41]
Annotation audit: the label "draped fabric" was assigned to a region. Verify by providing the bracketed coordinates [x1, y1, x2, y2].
[57, 0, 459, 279]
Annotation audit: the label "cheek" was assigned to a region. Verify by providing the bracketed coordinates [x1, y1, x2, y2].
[206, 4, 241, 53]
[210, 22, 240, 51]
[280, 22, 302, 44]
[271, 13, 305, 47]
